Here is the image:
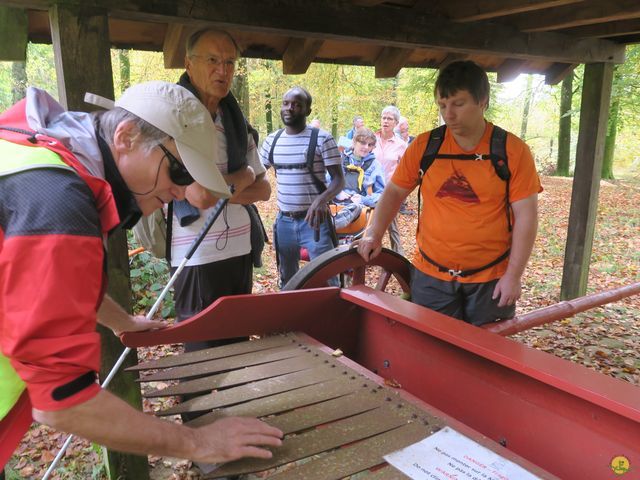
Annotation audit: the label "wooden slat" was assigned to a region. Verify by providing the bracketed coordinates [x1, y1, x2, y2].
[186, 377, 359, 427]
[269, 422, 431, 480]
[128, 334, 295, 371]
[138, 344, 305, 382]
[159, 364, 339, 415]
[145, 354, 322, 397]
[208, 405, 415, 478]
[266, 390, 386, 435]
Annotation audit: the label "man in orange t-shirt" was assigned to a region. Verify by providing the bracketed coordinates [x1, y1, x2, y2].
[357, 61, 542, 325]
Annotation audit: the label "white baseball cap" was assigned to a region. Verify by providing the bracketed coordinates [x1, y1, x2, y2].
[86, 81, 230, 198]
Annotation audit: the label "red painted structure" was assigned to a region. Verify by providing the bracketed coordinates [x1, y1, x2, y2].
[123, 284, 640, 480]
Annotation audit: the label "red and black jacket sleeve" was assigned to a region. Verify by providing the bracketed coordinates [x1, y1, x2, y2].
[0, 167, 105, 411]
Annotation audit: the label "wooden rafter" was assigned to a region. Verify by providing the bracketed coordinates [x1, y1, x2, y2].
[282, 38, 323, 74]
[352, 0, 386, 6]
[444, 0, 584, 23]
[544, 62, 577, 85]
[510, 0, 640, 32]
[496, 58, 527, 83]
[163, 23, 186, 69]
[374, 46, 413, 78]
[438, 52, 469, 69]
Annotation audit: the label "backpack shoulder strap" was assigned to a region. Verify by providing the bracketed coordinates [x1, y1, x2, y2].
[306, 127, 320, 171]
[419, 125, 447, 177]
[306, 127, 326, 193]
[362, 157, 374, 172]
[267, 129, 285, 166]
[489, 125, 510, 181]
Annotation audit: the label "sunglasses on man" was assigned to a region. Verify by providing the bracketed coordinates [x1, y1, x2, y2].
[158, 144, 195, 186]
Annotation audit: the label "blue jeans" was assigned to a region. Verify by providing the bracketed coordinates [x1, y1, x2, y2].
[274, 213, 338, 288]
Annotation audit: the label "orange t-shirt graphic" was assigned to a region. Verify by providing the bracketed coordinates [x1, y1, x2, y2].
[392, 122, 543, 283]
[436, 171, 480, 203]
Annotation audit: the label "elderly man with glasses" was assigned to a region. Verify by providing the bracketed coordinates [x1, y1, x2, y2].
[167, 28, 271, 355]
[0, 81, 282, 471]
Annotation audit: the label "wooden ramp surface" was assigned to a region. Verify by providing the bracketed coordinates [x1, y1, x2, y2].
[129, 333, 455, 478]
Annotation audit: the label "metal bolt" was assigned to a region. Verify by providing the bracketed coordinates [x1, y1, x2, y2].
[383, 360, 391, 368]
[499, 438, 507, 447]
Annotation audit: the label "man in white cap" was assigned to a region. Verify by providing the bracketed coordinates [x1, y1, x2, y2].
[0, 81, 282, 469]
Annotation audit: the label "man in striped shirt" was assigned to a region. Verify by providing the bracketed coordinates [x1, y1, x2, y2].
[260, 87, 344, 288]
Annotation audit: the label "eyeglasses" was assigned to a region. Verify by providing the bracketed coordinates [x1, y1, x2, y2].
[356, 139, 376, 147]
[189, 54, 237, 70]
[158, 144, 194, 186]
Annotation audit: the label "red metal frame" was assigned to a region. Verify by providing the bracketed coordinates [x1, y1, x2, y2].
[122, 284, 640, 479]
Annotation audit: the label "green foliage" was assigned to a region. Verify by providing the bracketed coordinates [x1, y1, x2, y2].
[128, 234, 175, 318]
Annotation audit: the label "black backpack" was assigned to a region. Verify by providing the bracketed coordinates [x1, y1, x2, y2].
[267, 127, 325, 193]
[416, 124, 512, 278]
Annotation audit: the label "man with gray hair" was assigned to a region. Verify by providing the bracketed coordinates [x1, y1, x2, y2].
[169, 27, 271, 353]
[372, 105, 407, 255]
[0, 81, 282, 469]
[345, 115, 364, 139]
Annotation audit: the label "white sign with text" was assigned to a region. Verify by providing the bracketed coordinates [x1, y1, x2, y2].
[383, 427, 541, 480]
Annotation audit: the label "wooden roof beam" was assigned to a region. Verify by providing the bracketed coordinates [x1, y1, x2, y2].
[5, 0, 625, 64]
[352, 0, 386, 6]
[163, 23, 187, 69]
[374, 46, 413, 78]
[438, 52, 469, 70]
[544, 62, 578, 85]
[444, 0, 584, 23]
[496, 58, 527, 83]
[0, 6, 27, 61]
[282, 38, 323, 74]
[558, 18, 640, 39]
[511, 0, 640, 32]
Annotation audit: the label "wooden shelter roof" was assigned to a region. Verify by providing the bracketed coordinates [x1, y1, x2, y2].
[6, 0, 640, 83]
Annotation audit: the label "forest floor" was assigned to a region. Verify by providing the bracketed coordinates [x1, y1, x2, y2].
[6, 174, 639, 480]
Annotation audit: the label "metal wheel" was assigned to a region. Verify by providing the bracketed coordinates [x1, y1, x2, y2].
[283, 245, 412, 293]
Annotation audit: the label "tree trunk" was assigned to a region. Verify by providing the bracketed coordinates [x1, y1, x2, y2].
[601, 97, 618, 180]
[11, 60, 26, 103]
[265, 89, 273, 133]
[520, 75, 533, 141]
[330, 66, 339, 138]
[556, 71, 573, 176]
[231, 57, 250, 118]
[118, 49, 130, 94]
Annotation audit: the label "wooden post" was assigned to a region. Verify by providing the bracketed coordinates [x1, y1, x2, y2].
[560, 62, 613, 300]
[0, 6, 27, 61]
[48, 4, 149, 479]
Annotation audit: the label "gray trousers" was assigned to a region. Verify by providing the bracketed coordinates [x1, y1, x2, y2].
[410, 268, 516, 326]
[387, 215, 404, 256]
